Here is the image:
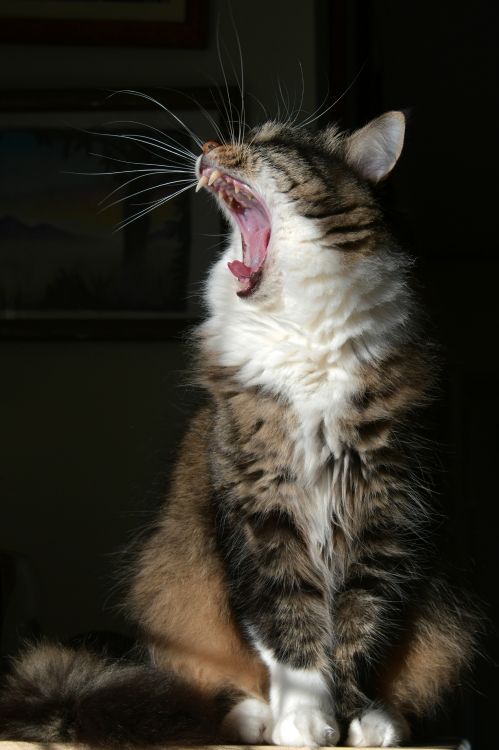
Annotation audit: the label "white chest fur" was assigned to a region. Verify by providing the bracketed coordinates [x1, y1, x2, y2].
[203, 233, 409, 559]
[203, 231, 407, 462]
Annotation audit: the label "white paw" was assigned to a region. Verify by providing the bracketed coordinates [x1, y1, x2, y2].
[272, 706, 340, 747]
[221, 697, 273, 743]
[346, 708, 409, 747]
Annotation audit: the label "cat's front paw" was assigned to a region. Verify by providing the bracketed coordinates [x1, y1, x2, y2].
[221, 697, 273, 744]
[272, 707, 339, 747]
[346, 708, 409, 747]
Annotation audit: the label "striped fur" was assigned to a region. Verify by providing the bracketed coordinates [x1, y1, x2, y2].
[0, 113, 477, 747]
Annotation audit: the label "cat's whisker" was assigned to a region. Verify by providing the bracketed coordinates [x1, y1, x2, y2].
[296, 86, 331, 130]
[227, 3, 247, 147]
[206, 79, 233, 147]
[114, 181, 195, 231]
[88, 151, 187, 171]
[209, 87, 229, 146]
[101, 177, 195, 212]
[216, 23, 237, 147]
[107, 89, 204, 148]
[247, 92, 269, 124]
[78, 125, 193, 168]
[277, 77, 291, 125]
[275, 83, 282, 124]
[98, 170, 189, 206]
[100, 118, 197, 160]
[202, 238, 230, 255]
[65, 167, 186, 177]
[287, 61, 306, 127]
[167, 87, 228, 148]
[113, 197, 173, 231]
[99, 131, 196, 162]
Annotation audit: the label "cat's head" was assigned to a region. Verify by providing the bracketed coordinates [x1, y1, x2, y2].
[196, 112, 405, 301]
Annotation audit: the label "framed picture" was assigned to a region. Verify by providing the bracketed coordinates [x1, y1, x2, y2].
[0, 0, 208, 48]
[0, 88, 225, 339]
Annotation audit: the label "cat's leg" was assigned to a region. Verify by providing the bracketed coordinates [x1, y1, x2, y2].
[331, 588, 410, 748]
[328, 505, 421, 748]
[210, 400, 344, 745]
[259, 645, 339, 747]
[335, 579, 474, 746]
[218, 503, 340, 746]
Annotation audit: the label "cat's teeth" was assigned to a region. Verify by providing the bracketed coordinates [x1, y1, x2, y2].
[195, 175, 209, 192]
[234, 183, 240, 194]
[208, 170, 221, 186]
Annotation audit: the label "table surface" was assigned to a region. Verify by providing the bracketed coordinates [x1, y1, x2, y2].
[0, 743, 462, 750]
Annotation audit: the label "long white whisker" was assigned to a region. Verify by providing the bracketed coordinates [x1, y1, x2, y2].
[115, 192, 182, 231]
[98, 170, 188, 206]
[93, 128, 196, 163]
[247, 92, 269, 122]
[104, 119, 198, 158]
[296, 86, 331, 130]
[89, 151, 185, 170]
[208, 85, 230, 144]
[290, 60, 306, 126]
[216, 21, 236, 145]
[160, 89, 226, 147]
[65, 167, 187, 177]
[108, 90, 204, 148]
[277, 78, 287, 123]
[228, 3, 246, 146]
[223, 37, 244, 144]
[102, 178, 194, 211]
[283, 81, 292, 124]
[275, 89, 281, 123]
[122, 132, 195, 160]
[99, 119, 196, 160]
[115, 182, 194, 232]
[107, 132, 196, 162]
[76, 125, 194, 167]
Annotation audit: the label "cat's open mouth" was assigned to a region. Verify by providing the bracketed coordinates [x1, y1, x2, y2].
[196, 166, 271, 296]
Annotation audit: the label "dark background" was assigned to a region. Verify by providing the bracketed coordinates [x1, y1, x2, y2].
[1, 1, 498, 748]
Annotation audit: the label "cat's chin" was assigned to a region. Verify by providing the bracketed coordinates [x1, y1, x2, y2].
[234, 267, 263, 297]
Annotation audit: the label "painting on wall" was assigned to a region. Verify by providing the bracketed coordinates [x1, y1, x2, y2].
[0, 0, 208, 47]
[0, 89, 222, 338]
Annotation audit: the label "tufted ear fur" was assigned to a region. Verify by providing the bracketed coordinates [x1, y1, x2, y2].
[346, 111, 405, 183]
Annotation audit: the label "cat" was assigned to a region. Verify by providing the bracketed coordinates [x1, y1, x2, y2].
[0, 111, 476, 747]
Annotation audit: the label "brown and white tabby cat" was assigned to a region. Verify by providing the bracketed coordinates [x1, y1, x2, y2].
[0, 112, 476, 747]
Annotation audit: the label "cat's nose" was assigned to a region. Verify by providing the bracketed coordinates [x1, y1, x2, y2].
[202, 140, 220, 154]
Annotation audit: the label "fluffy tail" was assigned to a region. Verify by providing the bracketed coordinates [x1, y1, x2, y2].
[0, 643, 227, 746]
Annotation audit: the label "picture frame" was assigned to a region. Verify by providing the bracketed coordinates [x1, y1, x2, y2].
[0, 88, 226, 339]
[0, 0, 209, 48]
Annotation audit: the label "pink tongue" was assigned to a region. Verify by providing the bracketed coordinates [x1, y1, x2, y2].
[227, 227, 270, 282]
[228, 259, 252, 279]
[226, 198, 271, 284]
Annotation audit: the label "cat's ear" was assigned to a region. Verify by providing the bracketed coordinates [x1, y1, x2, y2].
[346, 111, 405, 183]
